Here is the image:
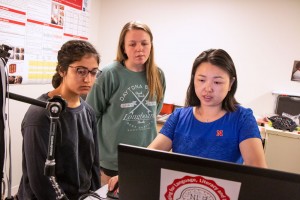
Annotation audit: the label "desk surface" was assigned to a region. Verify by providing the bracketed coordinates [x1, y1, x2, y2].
[84, 184, 115, 200]
[156, 114, 170, 124]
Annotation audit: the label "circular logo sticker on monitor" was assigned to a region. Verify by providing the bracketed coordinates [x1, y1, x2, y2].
[164, 175, 230, 200]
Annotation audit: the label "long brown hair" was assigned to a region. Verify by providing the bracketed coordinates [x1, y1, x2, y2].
[116, 21, 164, 103]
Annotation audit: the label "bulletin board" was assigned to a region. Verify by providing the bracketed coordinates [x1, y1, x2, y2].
[0, 0, 92, 84]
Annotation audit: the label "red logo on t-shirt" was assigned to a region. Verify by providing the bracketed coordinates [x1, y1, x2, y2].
[216, 130, 223, 136]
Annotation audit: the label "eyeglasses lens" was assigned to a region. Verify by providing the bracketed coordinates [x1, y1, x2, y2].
[76, 68, 99, 77]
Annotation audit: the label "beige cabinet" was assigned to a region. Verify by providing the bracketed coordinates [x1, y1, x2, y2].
[264, 125, 300, 174]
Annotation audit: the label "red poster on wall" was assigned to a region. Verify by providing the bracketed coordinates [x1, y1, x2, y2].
[53, 0, 83, 10]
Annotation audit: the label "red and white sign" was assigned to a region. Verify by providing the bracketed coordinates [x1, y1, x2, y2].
[160, 169, 241, 200]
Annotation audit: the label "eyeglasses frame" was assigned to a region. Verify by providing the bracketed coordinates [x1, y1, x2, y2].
[69, 65, 101, 78]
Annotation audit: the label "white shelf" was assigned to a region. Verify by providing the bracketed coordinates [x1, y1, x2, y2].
[272, 91, 300, 97]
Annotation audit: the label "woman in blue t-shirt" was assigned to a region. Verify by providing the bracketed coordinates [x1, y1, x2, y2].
[149, 48, 267, 168]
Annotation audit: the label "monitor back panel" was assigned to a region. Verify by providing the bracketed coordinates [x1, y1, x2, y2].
[118, 144, 300, 200]
[275, 95, 300, 116]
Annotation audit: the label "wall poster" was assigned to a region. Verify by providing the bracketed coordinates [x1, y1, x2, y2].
[0, 0, 91, 84]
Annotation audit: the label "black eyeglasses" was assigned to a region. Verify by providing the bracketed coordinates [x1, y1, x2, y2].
[69, 66, 101, 78]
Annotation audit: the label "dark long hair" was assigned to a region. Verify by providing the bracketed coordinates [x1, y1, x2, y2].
[185, 49, 239, 112]
[52, 40, 100, 88]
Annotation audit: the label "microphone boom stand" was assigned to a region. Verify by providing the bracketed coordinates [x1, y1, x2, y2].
[44, 96, 68, 200]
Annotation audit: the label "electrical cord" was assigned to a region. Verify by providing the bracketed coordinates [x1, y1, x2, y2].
[1, 57, 14, 199]
[78, 190, 107, 200]
[1, 177, 5, 200]
[0, 57, 6, 200]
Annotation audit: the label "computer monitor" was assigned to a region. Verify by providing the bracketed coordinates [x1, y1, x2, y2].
[118, 144, 300, 200]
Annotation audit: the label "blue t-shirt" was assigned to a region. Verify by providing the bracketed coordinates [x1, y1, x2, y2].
[160, 106, 261, 164]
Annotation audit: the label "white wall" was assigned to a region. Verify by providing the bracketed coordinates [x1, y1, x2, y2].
[5, 0, 300, 195]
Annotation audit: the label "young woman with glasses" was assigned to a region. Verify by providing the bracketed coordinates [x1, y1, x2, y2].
[17, 40, 101, 200]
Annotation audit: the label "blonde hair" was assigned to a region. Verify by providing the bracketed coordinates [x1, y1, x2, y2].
[116, 21, 164, 103]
